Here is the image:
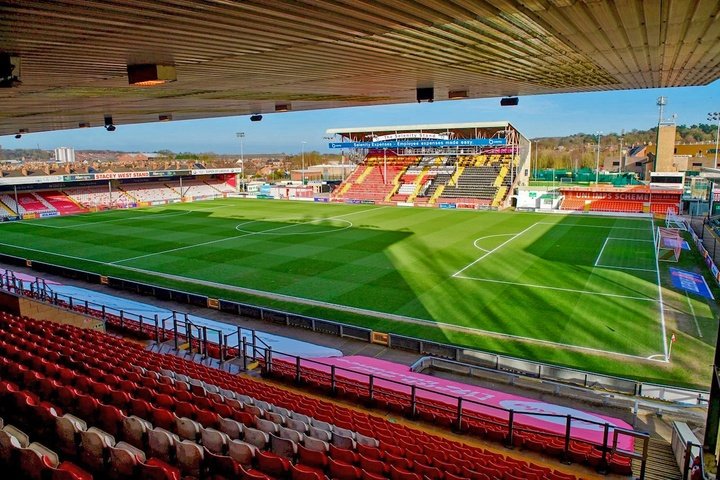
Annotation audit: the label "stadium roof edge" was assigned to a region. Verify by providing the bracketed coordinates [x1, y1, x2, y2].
[326, 122, 512, 135]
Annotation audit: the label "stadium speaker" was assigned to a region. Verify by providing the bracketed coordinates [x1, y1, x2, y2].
[416, 87, 434, 103]
[500, 96, 519, 107]
[250, 114, 263, 122]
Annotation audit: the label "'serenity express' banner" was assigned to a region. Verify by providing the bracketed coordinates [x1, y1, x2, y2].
[328, 138, 506, 149]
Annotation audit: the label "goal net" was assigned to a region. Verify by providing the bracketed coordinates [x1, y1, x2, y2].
[665, 208, 687, 231]
[656, 227, 683, 262]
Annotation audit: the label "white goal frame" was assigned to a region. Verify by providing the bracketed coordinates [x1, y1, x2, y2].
[655, 226, 682, 262]
[665, 208, 687, 231]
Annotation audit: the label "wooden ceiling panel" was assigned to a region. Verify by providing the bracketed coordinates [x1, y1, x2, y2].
[0, 0, 718, 135]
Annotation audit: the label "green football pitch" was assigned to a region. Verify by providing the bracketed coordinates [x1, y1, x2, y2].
[0, 199, 716, 385]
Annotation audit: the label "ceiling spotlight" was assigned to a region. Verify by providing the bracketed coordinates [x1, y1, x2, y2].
[0, 54, 21, 88]
[104, 115, 116, 132]
[275, 104, 291, 113]
[448, 90, 468, 100]
[78, 122, 90, 128]
[500, 96, 519, 107]
[127, 63, 177, 86]
[158, 114, 172, 122]
[250, 114, 263, 122]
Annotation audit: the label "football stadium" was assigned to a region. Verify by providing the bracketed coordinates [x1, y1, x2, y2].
[0, 2, 719, 480]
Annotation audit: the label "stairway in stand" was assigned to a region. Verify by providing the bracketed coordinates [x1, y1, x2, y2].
[634, 438, 681, 480]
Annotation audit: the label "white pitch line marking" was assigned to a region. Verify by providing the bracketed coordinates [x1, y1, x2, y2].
[110, 206, 385, 265]
[3, 201, 244, 230]
[453, 223, 538, 277]
[685, 292, 703, 338]
[0, 239, 660, 362]
[606, 237, 654, 243]
[594, 238, 610, 267]
[453, 275, 657, 302]
[651, 224, 669, 361]
[10, 207, 220, 230]
[472, 233, 515, 252]
[535, 222, 652, 230]
[594, 264, 657, 273]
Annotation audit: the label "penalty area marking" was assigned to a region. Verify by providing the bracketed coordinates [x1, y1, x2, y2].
[594, 264, 657, 273]
[456, 219, 666, 360]
[453, 275, 657, 302]
[472, 233, 516, 253]
[453, 224, 539, 277]
[594, 237, 657, 272]
[536, 221, 653, 230]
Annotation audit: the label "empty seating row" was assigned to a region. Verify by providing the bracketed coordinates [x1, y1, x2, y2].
[63, 186, 134, 209]
[178, 180, 233, 197]
[0, 415, 95, 480]
[38, 191, 87, 214]
[1, 192, 56, 215]
[0, 312, 592, 480]
[559, 198, 586, 211]
[0, 293, 631, 478]
[121, 184, 180, 202]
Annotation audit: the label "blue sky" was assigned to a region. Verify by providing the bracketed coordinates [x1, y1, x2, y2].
[2, 80, 717, 155]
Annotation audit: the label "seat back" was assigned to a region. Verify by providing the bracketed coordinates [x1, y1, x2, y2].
[176, 417, 201, 441]
[332, 432, 356, 450]
[279, 425, 304, 443]
[243, 426, 269, 449]
[19, 443, 58, 480]
[303, 435, 329, 453]
[270, 432, 298, 459]
[79, 427, 115, 473]
[228, 439, 257, 466]
[108, 441, 146, 479]
[122, 415, 152, 450]
[256, 417, 279, 435]
[218, 417, 243, 439]
[201, 427, 230, 455]
[148, 427, 178, 463]
[55, 415, 86, 456]
[176, 440, 204, 478]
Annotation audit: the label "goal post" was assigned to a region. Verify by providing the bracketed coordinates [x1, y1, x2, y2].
[656, 226, 682, 262]
[665, 208, 687, 231]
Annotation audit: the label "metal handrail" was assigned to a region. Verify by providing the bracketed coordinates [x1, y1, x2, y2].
[0, 267, 710, 406]
[682, 441, 705, 480]
[252, 343, 650, 477]
[0, 269, 651, 477]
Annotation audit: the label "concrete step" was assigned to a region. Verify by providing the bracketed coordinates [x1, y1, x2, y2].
[635, 438, 681, 480]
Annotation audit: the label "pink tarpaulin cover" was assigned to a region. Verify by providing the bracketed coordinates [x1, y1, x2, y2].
[0, 269, 60, 285]
[302, 356, 633, 450]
